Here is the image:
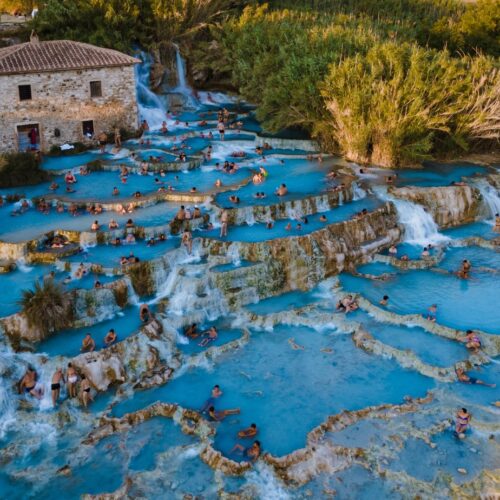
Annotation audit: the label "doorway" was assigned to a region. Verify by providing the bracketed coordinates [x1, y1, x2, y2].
[17, 123, 40, 151]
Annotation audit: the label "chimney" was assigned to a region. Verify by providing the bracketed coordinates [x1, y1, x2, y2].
[30, 30, 39, 43]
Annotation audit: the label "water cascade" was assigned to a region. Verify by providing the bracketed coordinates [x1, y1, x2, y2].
[134, 53, 168, 129]
[475, 179, 500, 220]
[375, 187, 448, 245]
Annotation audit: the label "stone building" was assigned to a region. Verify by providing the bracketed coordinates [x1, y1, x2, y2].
[0, 34, 140, 152]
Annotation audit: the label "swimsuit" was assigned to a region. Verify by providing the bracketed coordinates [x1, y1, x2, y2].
[51, 383, 60, 391]
[83, 388, 90, 393]
[456, 414, 470, 432]
[24, 385, 35, 394]
[68, 375, 77, 384]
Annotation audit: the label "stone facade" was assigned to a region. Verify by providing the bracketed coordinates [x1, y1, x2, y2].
[0, 65, 138, 152]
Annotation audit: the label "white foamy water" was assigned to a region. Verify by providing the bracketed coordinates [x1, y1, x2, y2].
[375, 187, 448, 245]
[475, 179, 500, 221]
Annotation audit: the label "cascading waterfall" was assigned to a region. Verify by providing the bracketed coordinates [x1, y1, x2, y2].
[16, 258, 33, 273]
[374, 187, 448, 245]
[352, 182, 367, 201]
[391, 198, 449, 245]
[175, 46, 187, 91]
[173, 45, 198, 108]
[475, 179, 500, 221]
[134, 52, 168, 130]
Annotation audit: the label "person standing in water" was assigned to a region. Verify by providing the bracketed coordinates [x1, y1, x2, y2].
[220, 209, 229, 238]
[458, 259, 472, 279]
[67, 363, 78, 398]
[80, 375, 92, 408]
[182, 228, 192, 254]
[51, 368, 65, 406]
[494, 213, 500, 232]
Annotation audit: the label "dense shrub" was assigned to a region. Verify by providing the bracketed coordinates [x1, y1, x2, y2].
[0, 152, 49, 187]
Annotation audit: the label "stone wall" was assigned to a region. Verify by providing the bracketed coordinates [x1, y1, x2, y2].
[203, 203, 402, 290]
[0, 65, 138, 152]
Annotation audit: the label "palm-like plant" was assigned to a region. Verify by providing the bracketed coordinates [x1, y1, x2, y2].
[18, 279, 73, 335]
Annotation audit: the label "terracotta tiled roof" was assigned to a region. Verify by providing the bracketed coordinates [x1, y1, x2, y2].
[0, 40, 140, 75]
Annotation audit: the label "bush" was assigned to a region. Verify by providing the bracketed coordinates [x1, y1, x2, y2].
[0, 152, 49, 188]
[48, 142, 90, 156]
[18, 279, 74, 335]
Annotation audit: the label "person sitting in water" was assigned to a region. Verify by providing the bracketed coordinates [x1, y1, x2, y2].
[19, 366, 43, 399]
[458, 259, 472, 279]
[266, 221, 274, 229]
[49, 181, 59, 191]
[91, 220, 100, 231]
[208, 405, 240, 422]
[199, 326, 218, 347]
[175, 206, 186, 221]
[112, 186, 120, 195]
[65, 172, 77, 184]
[400, 254, 409, 261]
[147, 237, 156, 246]
[455, 367, 495, 387]
[421, 246, 430, 258]
[379, 295, 389, 306]
[140, 304, 151, 322]
[112, 237, 121, 246]
[94, 280, 102, 289]
[232, 440, 261, 462]
[193, 206, 202, 219]
[75, 263, 87, 279]
[108, 219, 119, 230]
[125, 233, 136, 244]
[319, 215, 327, 222]
[336, 295, 358, 313]
[455, 408, 470, 436]
[276, 183, 288, 196]
[125, 218, 135, 228]
[200, 385, 223, 413]
[184, 323, 199, 339]
[388, 245, 397, 255]
[464, 330, 481, 352]
[81, 333, 95, 352]
[426, 304, 437, 322]
[104, 329, 117, 347]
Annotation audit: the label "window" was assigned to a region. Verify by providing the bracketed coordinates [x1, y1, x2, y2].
[90, 81, 102, 98]
[82, 120, 94, 137]
[18, 85, 32, 101]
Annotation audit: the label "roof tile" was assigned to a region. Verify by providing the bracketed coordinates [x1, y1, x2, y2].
[0, 40, 140, 75]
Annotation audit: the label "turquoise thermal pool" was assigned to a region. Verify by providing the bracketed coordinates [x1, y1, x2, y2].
[0, 53, 498, 499]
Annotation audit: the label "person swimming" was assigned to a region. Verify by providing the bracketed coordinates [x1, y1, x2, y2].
[208, 405, 240, 421]
[379, 295, 389, 306]
[455, 367, 495, 387]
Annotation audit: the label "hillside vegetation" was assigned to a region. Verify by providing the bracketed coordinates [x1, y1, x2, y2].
[4, 0, 499, 167]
